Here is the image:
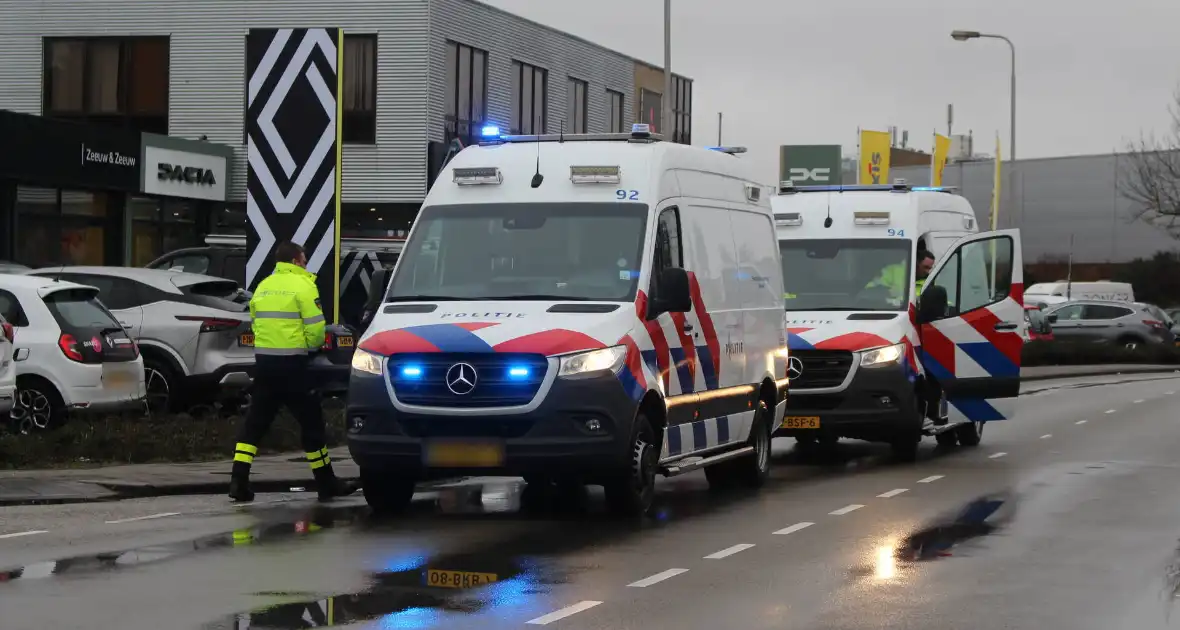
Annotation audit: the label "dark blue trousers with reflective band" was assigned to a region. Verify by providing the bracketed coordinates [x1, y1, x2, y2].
[233, 354, 330, 477]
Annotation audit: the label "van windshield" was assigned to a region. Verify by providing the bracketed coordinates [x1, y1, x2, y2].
[387, 202, 648, 302]
[780, 238, 912, 311]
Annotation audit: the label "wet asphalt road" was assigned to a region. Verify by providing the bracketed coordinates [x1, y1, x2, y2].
[3, 373, 1180, 629]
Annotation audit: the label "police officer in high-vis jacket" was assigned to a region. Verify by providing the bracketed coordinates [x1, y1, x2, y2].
[229, 241, 359, 503]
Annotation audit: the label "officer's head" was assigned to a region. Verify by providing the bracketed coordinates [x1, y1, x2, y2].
[916, 250, 935, 279]
[275, 241, 308, 268]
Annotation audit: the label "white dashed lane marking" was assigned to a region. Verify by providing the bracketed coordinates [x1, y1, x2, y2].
[0, 530, 48, 540]
[1168, 391, 1176, 395]
[1105, 409, 1116, 414]
[829, 504, 864, 516]
[704, 544, 756, 559]
[917, 475, 944, 483]
[877, 489, 908, 498]
[105, 512, 180, 525]
[989, 452, 1008, 459]
[773, 522, 814, 536]
[1133, 399, 1145, 404]
[527, 601, 603, 625]
[1040, 434, 1052, 439]
[627, 568, 689, 588]
[1076, 420, 1087, 425]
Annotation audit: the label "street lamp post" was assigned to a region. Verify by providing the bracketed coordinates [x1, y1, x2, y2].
[951, 29, 1016, 226]
[663, 0, 673, 140]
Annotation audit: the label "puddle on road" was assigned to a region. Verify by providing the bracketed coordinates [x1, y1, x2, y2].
[851, 492, 1015, 583]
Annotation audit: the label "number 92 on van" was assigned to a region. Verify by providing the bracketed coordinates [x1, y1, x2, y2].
[616, 189, 639, 201]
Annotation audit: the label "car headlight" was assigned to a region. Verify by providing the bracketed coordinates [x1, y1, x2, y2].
[351, 349, 384, 376]
[860, 343, 904, 368]
[557, 345, 628, 378]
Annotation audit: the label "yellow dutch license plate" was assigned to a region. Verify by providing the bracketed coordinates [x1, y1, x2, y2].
[102, 367, 134, 388]
[426, 569, 498, 589]
[239, 333, 254, 347]
[425, 441, 505, 467]
[782, 416, 821, 430]
[337, 335, 354, 348]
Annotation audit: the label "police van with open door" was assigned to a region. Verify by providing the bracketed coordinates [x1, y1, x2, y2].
[347, 124, 788, 516]
[772, 183, 1025, 460]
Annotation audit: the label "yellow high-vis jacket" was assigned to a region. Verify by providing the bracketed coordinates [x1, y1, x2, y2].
[249, 262, 325, 355]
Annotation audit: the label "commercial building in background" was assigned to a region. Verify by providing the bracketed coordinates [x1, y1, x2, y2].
[891, 153, 1180, 269]
[633, 60, 693, 144]
[0, 0, 693, 267]
[0, 110, 234, 267]
[779, 145, 843, 185]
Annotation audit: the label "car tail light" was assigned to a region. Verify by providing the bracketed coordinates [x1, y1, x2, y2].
[1, 322, 12, 344]
[58, 333, 84, 362]
[176, 316, 243, 333]
[323, 332, 333, 350]
[1144, 319, 1166, 329]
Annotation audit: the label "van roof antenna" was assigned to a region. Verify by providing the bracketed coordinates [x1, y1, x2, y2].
[530, 137, 544, 188]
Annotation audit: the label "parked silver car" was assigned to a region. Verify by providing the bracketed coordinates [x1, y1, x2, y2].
[28, 267, 253, 411]
[1043, 300, 1177, 349]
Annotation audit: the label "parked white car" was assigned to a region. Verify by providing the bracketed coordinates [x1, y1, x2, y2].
[0, 313, 15, 417]
[0, 274, 146, 432]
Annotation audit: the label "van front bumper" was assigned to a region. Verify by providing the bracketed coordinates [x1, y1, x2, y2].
[775, 362, 922, 442]
[346, 370, 640, 480]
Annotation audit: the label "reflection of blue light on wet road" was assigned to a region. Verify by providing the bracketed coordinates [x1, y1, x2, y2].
[383, 550, 430, 573]
[380, 606, 440, 629]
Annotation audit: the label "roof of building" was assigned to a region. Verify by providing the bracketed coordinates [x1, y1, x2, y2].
[465, 0, 693, 82]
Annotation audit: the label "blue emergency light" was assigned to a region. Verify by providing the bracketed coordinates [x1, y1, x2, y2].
[400, 365, 423, 379]
[481, 125, 500, 137]
[507, 366, 531, 379]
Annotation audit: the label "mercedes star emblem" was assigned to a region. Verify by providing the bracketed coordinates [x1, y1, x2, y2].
[787, 356, 804, 380]
[446, 363, 478, 395]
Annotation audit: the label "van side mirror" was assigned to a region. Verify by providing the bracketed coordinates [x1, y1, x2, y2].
[650, 268, 692, 317]
[360, 268, 391, 331]
[1046, 313, 1058, 324]
[918, 285, 948, 324]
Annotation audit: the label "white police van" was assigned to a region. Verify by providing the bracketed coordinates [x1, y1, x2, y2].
[348, 124, 788, 515]
[773, 183, 1025, 459]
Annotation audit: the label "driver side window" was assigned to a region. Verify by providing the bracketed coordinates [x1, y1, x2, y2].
[925, 235, 1014, 320]
[650, 207, 683, 302]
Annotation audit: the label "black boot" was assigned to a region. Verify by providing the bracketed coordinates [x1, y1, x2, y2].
[313, 464, 360, 502]
[229, 475, 255, 502]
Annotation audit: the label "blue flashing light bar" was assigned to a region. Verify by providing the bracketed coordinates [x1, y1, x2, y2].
[789, 184, 902, 192]
[507, 366, 531, 379]
[480, 125, 500, 137]
[400, 365, 423, 379]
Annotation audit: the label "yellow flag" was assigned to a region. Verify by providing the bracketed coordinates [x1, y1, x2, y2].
[989, 133, 1002, 230]
[858, 129, 891, 185]
[931, 134, 951, 186]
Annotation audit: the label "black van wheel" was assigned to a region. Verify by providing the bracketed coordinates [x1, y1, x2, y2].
[604, 413, 658, 517]
[706, 400, 773, 489]
[360, 468, 416, 516]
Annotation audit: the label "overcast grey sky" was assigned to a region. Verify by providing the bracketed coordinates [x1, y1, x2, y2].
[486, 0, 1180, 182]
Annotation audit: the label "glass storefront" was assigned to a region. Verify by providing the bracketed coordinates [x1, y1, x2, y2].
[129, 196, 199, 265]
[16, 186, 110, 267]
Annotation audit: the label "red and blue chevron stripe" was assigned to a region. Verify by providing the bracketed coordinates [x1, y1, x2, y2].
[359, 323, 605, 357]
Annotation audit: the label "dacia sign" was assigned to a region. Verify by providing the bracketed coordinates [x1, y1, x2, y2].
[157, 163, 217, 186]
[780, 145, 843, 185]
[140, 139, 229, 202]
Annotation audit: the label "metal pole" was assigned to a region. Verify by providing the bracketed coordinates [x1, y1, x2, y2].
[663, 0, 673, 140]
[717, 112, 722, 145]
[1007, 38, 1017, 228]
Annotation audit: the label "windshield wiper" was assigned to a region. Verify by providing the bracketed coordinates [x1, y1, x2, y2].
[384, 295, 466, 302]
[474, 294, 596, 301]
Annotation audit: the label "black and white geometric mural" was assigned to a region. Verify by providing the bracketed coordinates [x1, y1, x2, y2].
[246, 27, 341, 320]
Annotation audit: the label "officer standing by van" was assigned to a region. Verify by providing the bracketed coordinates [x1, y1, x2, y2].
[229, 241, 359, 503]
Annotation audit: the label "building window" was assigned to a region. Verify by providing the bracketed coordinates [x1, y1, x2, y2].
[566, 77, 587, 133]
[129, 197, 198, 266]
[43, 37, 169, 134]
[510, 61, 548, 135]
[342, 34, 377, 144]
[638, 88, 662, 134]
[607, 89, 625, 133]
[15, 186, 112, 267]
[672, 75, 692, 145]
[444, 41, 488, 146]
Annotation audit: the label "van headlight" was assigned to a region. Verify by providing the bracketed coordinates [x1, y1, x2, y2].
[860, 343, 904, 368]
[351, 349, 384, 376]
[558, 346, 628, 378]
